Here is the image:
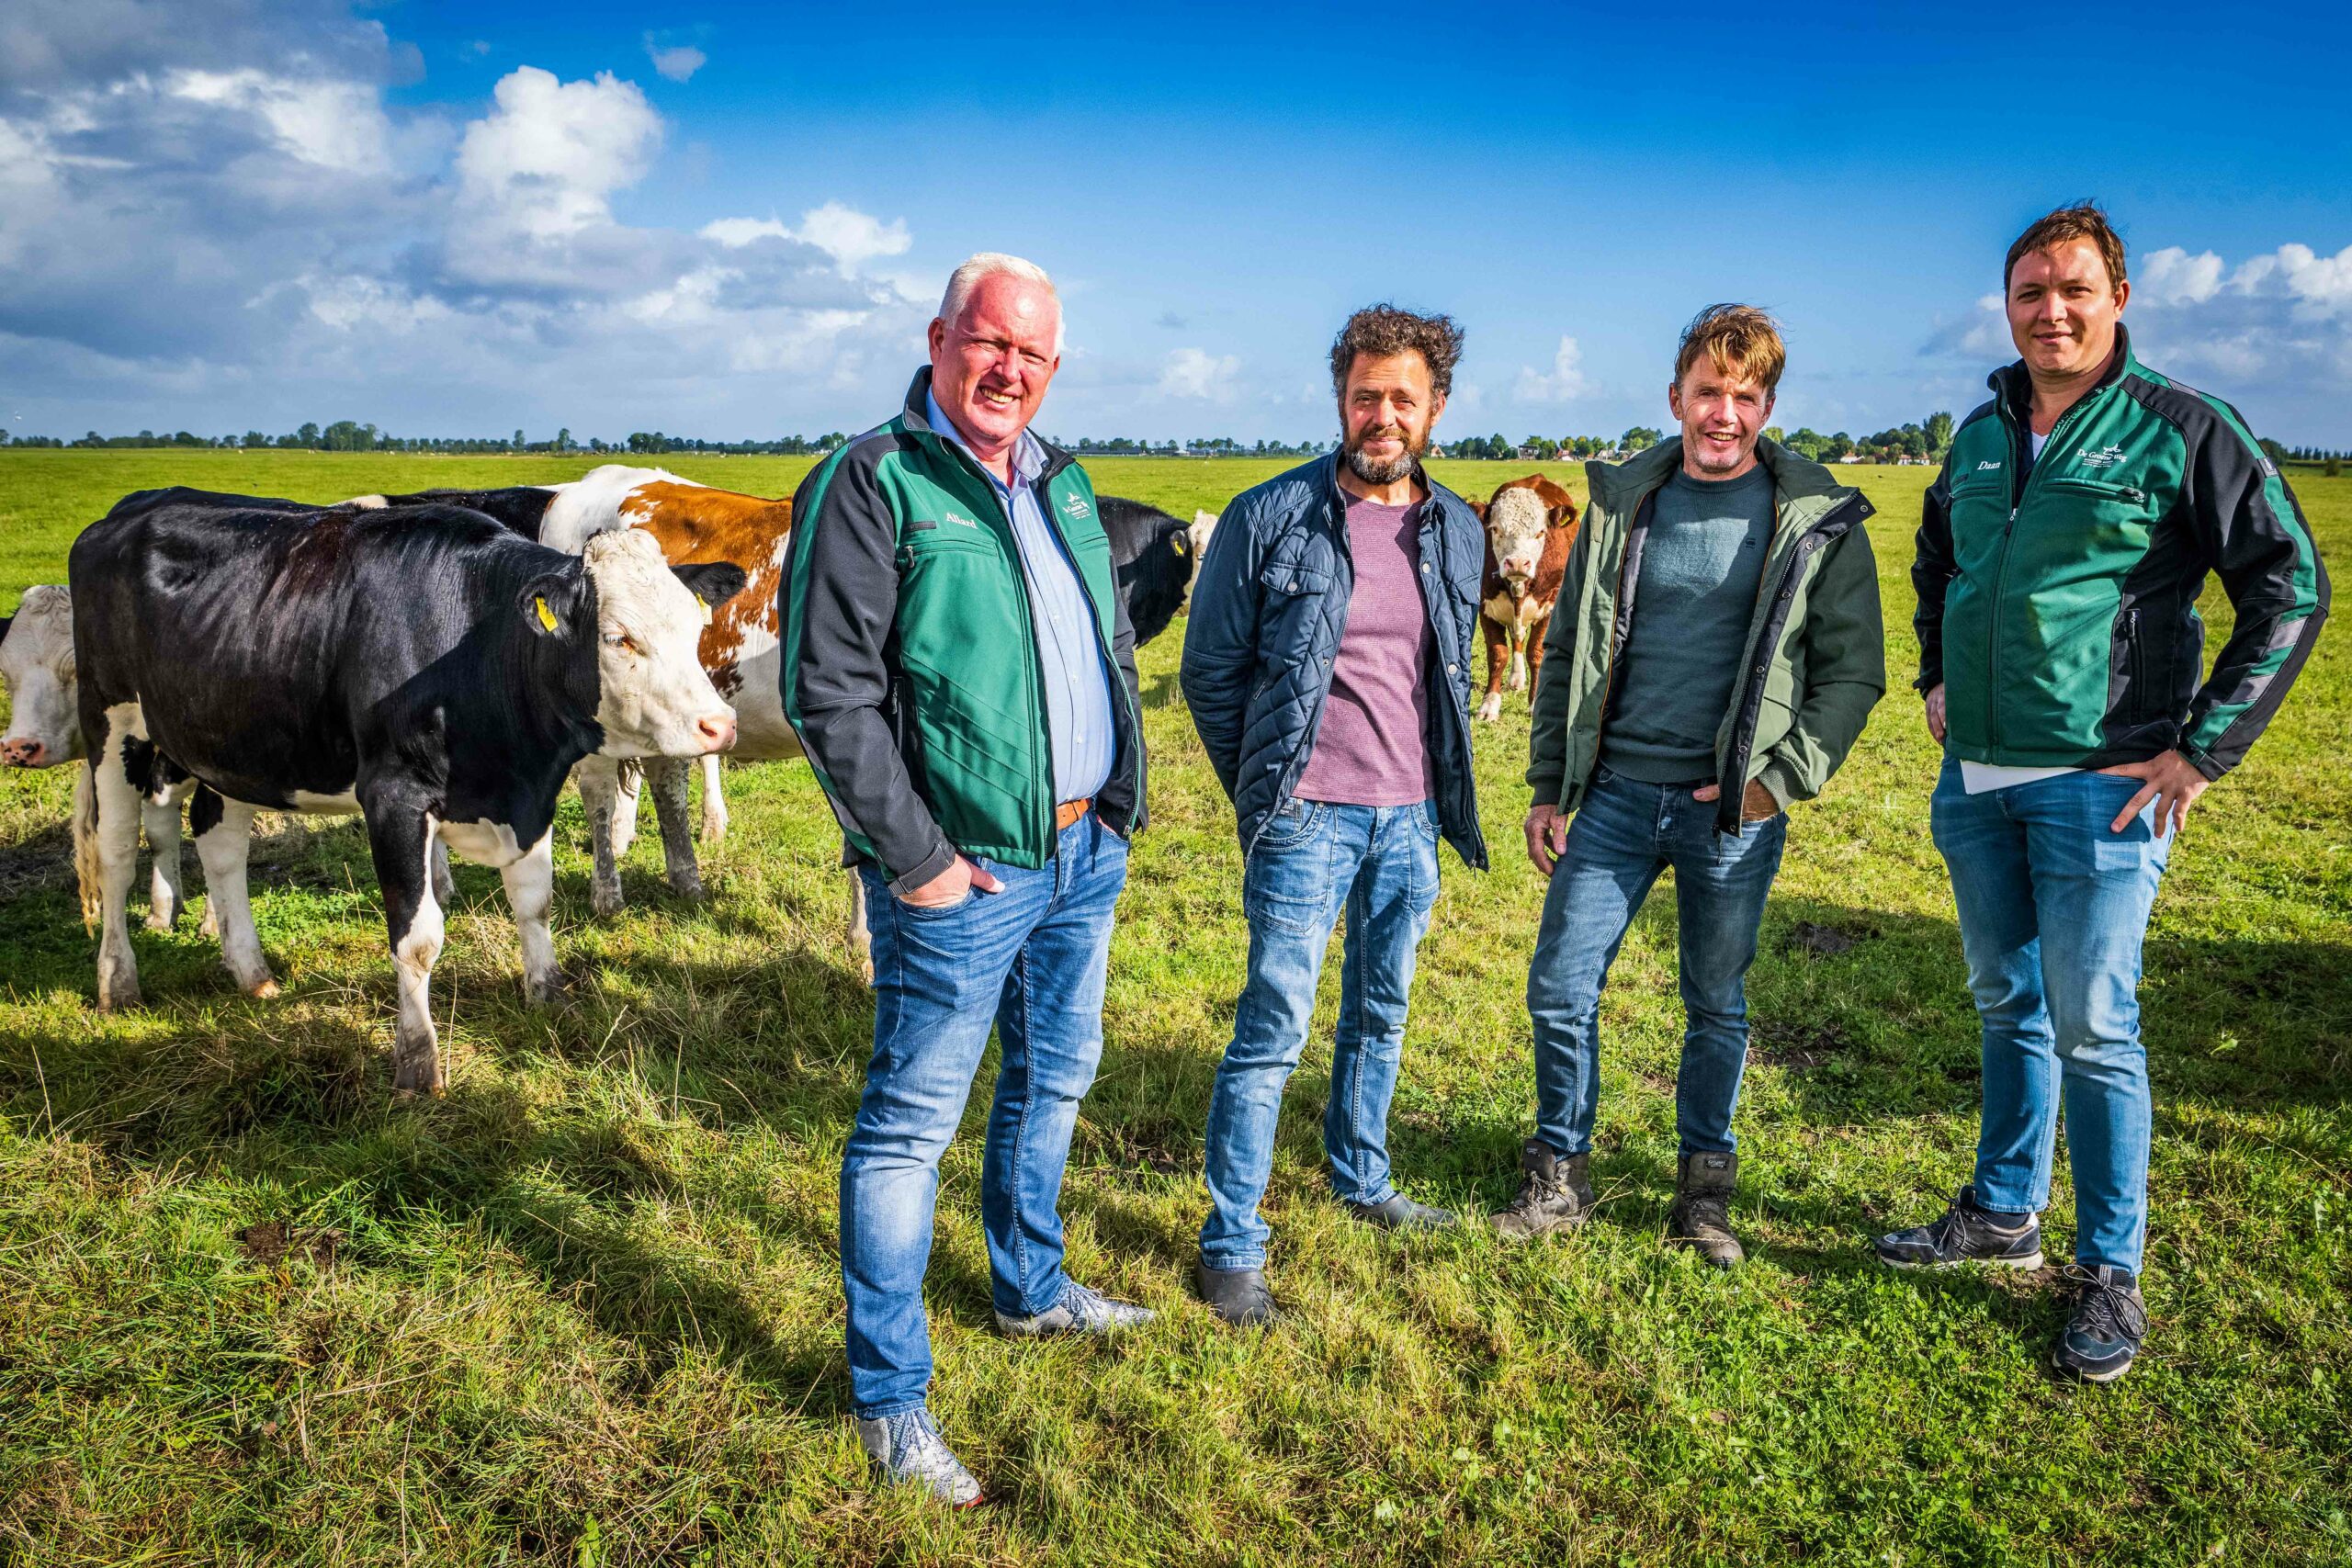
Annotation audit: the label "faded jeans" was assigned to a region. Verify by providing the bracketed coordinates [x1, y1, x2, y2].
[1930, 757, 2169, 1272]
[840, 814, 1127, 1418]
[1525, 764, 1788, 1159]
[1199, 799, 1442, 1271]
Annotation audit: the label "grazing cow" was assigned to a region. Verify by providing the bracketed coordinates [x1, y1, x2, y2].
[1476, 473, 1581, 721]
[1189, 510, 1219, 592]
[68, 498, 745, 1094]
[1101, 496, 1204, 648]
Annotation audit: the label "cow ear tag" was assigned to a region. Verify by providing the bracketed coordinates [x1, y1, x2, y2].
[535, 595, 559, 633]
[695, 593, 713, 626]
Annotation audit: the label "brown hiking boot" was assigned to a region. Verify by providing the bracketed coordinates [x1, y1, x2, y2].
[1489, 1140, 1596, 1240]
[1665, 1151, 1744, 1268]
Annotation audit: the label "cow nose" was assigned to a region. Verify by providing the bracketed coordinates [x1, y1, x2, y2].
[1, 738, 42, 767]
[695, 714, 737, 753]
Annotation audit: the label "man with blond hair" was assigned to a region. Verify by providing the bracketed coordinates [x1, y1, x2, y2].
[782, 253, 1149, 1505]
[1496, 305, 1885, 1264]
[1880, 205, 2327, 1382]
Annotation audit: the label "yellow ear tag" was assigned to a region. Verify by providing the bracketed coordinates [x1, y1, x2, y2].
[695, 593, 713, 626]
[535, 595, 558, 632]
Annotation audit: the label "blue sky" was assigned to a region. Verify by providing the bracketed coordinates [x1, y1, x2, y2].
[5, 1, 2348, 446]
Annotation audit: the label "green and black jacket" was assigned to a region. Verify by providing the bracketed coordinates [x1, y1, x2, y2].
[1916, 327, 2329, 779]
[1528, 438, 1887, 836]
[780, 369, 1145, 894]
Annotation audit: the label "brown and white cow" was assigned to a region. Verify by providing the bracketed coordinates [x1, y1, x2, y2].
[536, 465, 805, 917]
[1476, 474, 1581, 722]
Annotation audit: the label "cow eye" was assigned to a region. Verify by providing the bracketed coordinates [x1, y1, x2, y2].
[603, 633, 641, 655]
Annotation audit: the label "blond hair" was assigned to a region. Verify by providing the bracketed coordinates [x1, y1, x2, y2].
[1674, 303, 1786, 394]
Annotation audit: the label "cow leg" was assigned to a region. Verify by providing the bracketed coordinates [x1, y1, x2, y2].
[141, 793, 187, 931]
[431, 837, 457, 908]
[192, 792, 277, 998]
[649, 755, 704, 901]
[1525, 610, 1554, 696]
[611, 759, 643, 858]
[501, 831, 564, 1006]
[698, 753, 728, 843]
[86, 711, 147, 1010]
[574, 755, 628, 918]
[846, 863, 874, 986]
[1507, 625, 1530, 694]
[1477, 617, 1509, 723]
[367, 805, 445, 1097]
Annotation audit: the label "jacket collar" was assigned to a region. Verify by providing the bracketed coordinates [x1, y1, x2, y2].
[900, 367, 1076, 483]
[1589, 434, 1857, 517]
[1987, 322, 2140, 422]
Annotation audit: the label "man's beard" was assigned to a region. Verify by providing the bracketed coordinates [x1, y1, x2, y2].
[1343, 423, 1427, 486]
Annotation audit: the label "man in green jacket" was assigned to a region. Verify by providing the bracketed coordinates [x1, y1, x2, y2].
[1878, 206, 2328, 1382]
[1494, 305, 1885, 1264]
[782, 253, 1150, 1505]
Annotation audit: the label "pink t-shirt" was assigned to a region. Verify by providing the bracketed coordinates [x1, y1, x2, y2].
[1295, 496, 1437, 807]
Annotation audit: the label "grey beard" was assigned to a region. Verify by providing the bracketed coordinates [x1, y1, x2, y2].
[1344, 442, 1419, 486]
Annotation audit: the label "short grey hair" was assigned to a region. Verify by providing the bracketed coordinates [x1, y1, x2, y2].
[938, 252, 1065, 355]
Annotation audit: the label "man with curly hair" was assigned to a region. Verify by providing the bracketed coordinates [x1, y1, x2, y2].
[1181, 305, 1491, 1326]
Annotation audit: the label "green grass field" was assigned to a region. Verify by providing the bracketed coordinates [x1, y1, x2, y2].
[1, 450, 2346, 1566]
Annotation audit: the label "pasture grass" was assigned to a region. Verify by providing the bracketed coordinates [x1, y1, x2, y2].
[1, 450, 2347, 1565]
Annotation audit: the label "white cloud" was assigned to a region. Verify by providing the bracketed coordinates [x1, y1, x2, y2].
[169, 67, 393, 175]
[644, 37, 706, 83]
[1160, 346, 1241, 401]
[454, 66, 662, 241]
[2139, 246, 2223, 306]
[790, 200, 911, 274]
[1514, 335, 1591, 401]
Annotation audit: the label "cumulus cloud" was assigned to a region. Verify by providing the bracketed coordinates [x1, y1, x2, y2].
[455, 66, 662, 241]
[1514, 335, 1592, 401]
[644, 35, 706, 83]
[1160, 346, 1241, 401]
[0, 4, 935, 438]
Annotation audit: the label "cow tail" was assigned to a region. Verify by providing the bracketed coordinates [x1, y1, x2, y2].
[73, 758, 102, 931]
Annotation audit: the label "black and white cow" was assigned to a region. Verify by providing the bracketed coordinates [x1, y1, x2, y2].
[1100, 497, 1217, 648]
[68, 497, 745, 1095]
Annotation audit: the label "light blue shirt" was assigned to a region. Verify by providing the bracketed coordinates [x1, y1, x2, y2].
[927, 389, 1114, 804]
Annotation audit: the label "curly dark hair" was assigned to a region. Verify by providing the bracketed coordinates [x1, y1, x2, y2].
[1329, 304, 1464, 399]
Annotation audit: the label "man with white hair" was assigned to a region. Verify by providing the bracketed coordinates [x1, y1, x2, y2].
[781, 253, 1150, 1506]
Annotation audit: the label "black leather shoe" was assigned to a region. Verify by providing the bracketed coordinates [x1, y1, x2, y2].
[1193, 1259, 1277, 1327]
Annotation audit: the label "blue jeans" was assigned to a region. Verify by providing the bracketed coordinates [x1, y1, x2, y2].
[1930, 759, 2170, 1272]
[840, 815, 1128, 1418]
[1526, 765, 1788, 1159]
[1198, 799, 1442, 1270]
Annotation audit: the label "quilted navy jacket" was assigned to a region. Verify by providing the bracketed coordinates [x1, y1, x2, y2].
[1179, 452, 1488, 869]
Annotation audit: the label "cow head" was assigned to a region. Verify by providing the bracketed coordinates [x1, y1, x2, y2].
[1485, 485, 1553, 596]
[1188, 510, 1218, 594]
[523, 530, 748, 759]
[0, 585, 80, 769]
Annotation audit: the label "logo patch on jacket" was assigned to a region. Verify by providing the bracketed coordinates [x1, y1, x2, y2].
[1976, 460, 2003, 471]
[2078, 445, 2127, 468]
[1061, 495, 1091, 520]
[939, 510, 978, 529]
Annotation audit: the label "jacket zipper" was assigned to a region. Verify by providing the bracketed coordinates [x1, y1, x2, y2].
[944, 442, 1057, 854]
[1986, 392, 2098, 750]
[1713, 493, 1866, 833]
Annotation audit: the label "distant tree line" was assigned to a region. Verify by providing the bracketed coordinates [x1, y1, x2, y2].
[0, 423, 851, 457]
[1052, 436, 1334, 457]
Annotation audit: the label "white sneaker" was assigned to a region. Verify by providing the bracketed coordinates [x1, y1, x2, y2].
[854, 1405, 982, 1506]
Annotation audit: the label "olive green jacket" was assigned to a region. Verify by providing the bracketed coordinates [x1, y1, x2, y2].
[1527, 438, 1886, 833]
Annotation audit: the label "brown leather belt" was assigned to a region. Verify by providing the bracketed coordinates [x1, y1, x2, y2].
[1054, 797, 1092, 831]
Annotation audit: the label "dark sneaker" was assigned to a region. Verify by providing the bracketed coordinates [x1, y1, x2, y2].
[1344, 1192, 1456, 1232]
[2052, 1263, 2147, 1382]
[1665, 1150, 1744, 1268]
[1193, 1259, 1277, 1327]
[854, 1405, 982, 1507]
[1489, 1140, 1596, 1240]
[993, 1280, 1156, 1339]
[1874, 1184, 2045, 1270]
